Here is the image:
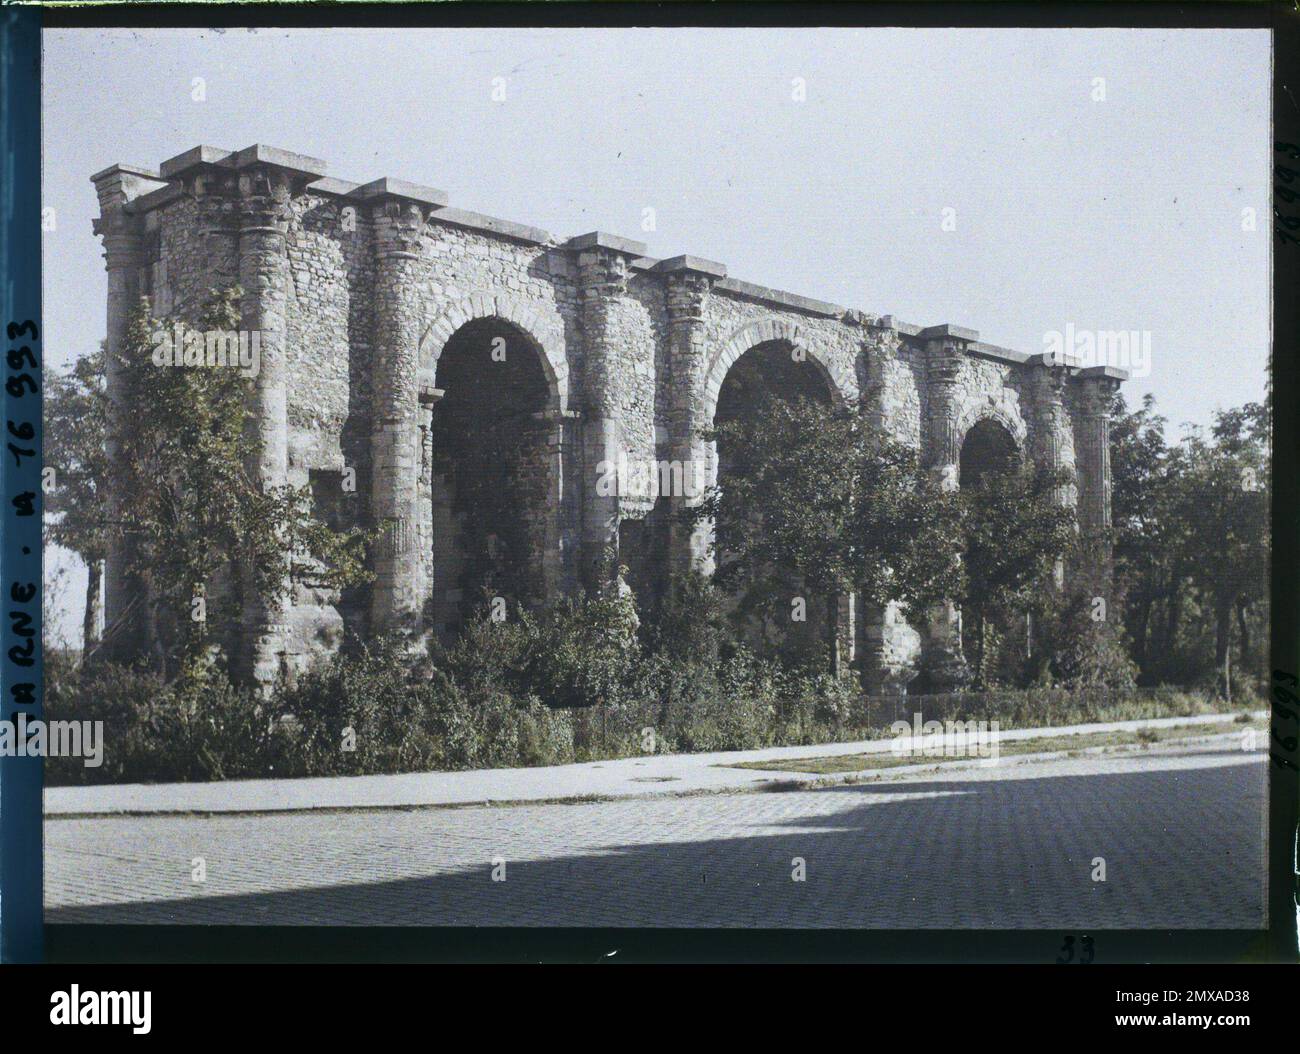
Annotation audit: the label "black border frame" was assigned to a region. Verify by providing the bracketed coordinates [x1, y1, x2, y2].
[3, 0, 1293, 965]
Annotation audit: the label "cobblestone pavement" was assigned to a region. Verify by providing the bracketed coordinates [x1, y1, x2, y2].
[44, 745, 1267, 929]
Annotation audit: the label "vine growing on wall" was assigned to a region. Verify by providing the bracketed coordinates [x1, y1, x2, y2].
[100, 288, 371, 677]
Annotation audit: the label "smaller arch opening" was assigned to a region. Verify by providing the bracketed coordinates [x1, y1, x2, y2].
[959, 417, 1020, 489]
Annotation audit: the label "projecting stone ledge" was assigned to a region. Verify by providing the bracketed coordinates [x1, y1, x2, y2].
[227, 144, 328, 177]
[431, 207, 551, 245]
[1080, 364, 1130, 382]
[88, 163, 169, 219]
[159, 144, 328, 181]
[306, 177, 361, 197]
[1025, 355, 1130, 381]
[566, 231, 650, 257]
[654, 254, 728, 278]
[123, 183, 185, 215]
[919, 323, 981, 343]
[353, 177, 449, 208]
[970, 341, 1033, 366]
[878, 319, 1043, 368]
[89, 161, 162, 185]
[158, 145, 230, 179]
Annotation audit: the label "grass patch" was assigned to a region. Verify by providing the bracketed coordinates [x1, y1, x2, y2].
[723, 717, 1266, 775]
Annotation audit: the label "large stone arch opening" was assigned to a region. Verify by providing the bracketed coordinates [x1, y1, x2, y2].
[956, 414, 1025, 675]
[713, 338, 839, 663]
[425, 317, 555, 639]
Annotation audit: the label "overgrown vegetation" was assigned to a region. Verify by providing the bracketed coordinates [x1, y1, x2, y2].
[45, 599, 1243, 786]
[697, 393, 964, 629]
[44, 345, 110, 652]
[48, 291, 371, 678]
[1110, 391, 1270, 700]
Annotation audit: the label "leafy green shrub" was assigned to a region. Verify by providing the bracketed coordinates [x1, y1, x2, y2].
[641, 572, 727, 665]
[525, 590, 640, 709]
[44, 657, 275, 785]
[437, 587, 639, 711]
[273, 636, 578, 776]
[44, 579, 1249, 786]
[273, 637, 437, 776]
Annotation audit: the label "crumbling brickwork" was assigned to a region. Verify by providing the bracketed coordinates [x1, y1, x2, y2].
[92, 144, 1125, 689]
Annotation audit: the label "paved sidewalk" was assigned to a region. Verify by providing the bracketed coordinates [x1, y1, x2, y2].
[44, 711, 1256, 817]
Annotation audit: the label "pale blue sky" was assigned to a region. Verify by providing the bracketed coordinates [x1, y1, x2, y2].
[40, 26, 1271, 645]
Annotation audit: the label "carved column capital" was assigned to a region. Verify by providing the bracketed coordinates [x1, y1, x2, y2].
[1076, 371, 1121, 418]
[1028, 355, 1071, 400]
[660, 255, 724, 319]
[576, 246, 631, 298]
[1026, 355, 1078, 508]
[233, 169, 294, 237]
[925, 336, 964, 386]
[97, 229, 144, 272]
[664, 269, 711, 317]
[372, 198, 436, 258]
[193, 169, 241, 245]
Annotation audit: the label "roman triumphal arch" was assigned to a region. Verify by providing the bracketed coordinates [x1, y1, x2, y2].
[92, 144, 1125, 689]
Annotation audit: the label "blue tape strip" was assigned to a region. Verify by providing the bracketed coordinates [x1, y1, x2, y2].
[0, 5, 45, 965]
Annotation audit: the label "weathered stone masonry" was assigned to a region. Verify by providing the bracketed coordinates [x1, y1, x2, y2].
[92, 144, 1126, 689]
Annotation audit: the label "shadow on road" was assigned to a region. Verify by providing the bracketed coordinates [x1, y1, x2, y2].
[45, 754, 1267, 929]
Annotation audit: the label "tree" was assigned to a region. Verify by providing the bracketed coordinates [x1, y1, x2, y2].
[1168, 403, 1269, 700]
[956, 463, 1077, 688]
[1028, 544, 1137, 692]
[1109, 391, 1178, 676]
[694, 393, 962, 662]
[109, 290, 372, 678]
[44, 346, 111, 652]
[1108, 388, 1270, 698]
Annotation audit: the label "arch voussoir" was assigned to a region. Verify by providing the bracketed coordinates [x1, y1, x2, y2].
[418, 290, 570, 412]
[702, 315, 856, 423]
[955, 395, 1028, 453]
